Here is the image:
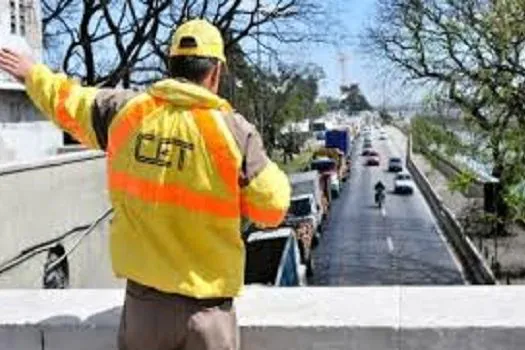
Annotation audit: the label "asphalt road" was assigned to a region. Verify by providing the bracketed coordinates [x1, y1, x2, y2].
[310, 128, 465, 286]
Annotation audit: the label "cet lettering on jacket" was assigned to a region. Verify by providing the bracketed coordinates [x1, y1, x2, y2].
[134, 132, 194, 170]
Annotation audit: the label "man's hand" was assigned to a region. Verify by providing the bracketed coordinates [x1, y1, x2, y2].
[0, 48, 36, 83]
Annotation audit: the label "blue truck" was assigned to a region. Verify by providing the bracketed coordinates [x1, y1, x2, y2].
[325, 129, 352, 157]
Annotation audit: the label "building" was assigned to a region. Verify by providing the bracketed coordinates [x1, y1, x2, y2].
[0, 0, 63, 163]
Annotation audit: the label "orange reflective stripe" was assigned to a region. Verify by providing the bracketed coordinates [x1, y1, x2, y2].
[56, 81, 88, 144]
[107, 97, 164, 159]
[110, 171, 240, 218]
[192, 108, 238, 195]
[240, 198, 286, 226]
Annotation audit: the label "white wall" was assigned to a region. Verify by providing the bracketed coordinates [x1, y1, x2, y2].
[0, 152, 122, 289]
[0, 121, 63, 163]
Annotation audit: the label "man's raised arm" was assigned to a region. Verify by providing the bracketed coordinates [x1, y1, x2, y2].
[0, 48, 137, 150]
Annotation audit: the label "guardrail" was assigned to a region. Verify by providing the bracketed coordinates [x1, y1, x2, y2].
[405, 135, 496, 284]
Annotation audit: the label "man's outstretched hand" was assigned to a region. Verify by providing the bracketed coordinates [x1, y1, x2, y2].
[0, 48, 36, 83]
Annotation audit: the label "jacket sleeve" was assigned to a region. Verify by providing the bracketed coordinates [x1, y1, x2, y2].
[24, 64, 138, 150]
[224, 113, 290, 228]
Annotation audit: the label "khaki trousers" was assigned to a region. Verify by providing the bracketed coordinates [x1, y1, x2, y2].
[118, 280, 238, 350]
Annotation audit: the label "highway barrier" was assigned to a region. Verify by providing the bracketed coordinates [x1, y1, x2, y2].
[405, 135, 496, 284]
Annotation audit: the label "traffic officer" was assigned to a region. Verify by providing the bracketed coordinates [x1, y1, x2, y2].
[0, 19, 290, 350]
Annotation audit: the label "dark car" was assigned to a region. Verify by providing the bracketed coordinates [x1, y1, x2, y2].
[388, 157, 403, 172]
[365, 155, 380, 166]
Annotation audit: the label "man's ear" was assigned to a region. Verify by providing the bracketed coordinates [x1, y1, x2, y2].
[211, 62, 222, 89]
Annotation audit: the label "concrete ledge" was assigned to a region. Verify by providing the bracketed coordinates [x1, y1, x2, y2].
[0, 150, 105, 176]
[2, 287, 525, 349]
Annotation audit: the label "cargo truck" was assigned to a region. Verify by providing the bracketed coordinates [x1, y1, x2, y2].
[325, 129, 353, 176]
[325, 129, 352, 157]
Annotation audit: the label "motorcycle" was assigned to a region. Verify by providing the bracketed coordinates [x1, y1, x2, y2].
[375, 189, 385, 209]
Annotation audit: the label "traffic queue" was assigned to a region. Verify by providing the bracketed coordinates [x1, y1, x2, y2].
[243, 124, 357, 287]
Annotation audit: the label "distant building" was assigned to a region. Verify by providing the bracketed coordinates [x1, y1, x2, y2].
[0, 0, 62, 163]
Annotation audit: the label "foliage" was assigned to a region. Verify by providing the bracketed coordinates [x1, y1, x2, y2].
[411, 117, 469, 157]
[223, 50, 326, 152]
[448, 170, 477, 195]
[378, 109, 393, 125]
[366, 0, 525, 225]
[339, 84, 371, 114]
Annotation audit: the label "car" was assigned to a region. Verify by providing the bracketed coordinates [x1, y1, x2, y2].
[388, 157, 403, 172]
[394, 173, 414, 194]
[366, 155, 380, 166]
[362, 147, 373, 156]
[365, 151, 380, 166]
[379, 132, 387, 140]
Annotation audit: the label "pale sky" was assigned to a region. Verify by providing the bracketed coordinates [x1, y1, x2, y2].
[274, 0, 425, 107]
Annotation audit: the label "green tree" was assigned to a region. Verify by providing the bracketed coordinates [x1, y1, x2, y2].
[340, 84, 372, 114]
[366, 0, 525, 228]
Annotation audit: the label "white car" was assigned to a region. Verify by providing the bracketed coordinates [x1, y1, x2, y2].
[394, 173, 414, 194]
[379, 131, 387, 140]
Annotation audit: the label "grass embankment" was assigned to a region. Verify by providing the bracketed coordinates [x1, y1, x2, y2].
[274, 150, 314, 174]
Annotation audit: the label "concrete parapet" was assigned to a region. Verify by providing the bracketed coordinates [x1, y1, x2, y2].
[0, 151, 120, 289]
[1, 287, 525, 349]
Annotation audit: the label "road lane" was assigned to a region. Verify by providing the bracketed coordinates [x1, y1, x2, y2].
[310, 128, 465, 285]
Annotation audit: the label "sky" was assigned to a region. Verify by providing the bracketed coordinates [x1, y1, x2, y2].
[276, 0, 424, 107]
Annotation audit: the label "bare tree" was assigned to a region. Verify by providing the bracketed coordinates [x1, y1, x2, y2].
[41, 0, 338, 87]
[365, 0, 525, 227]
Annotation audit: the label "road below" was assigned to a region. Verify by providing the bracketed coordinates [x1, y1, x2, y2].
[310, 128, 465, 285]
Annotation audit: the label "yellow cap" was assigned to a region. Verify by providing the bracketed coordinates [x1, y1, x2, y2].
[169, 19, 226, 63]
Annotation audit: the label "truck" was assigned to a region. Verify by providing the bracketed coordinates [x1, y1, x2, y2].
[308, 156, 340, 199]
[313, 148, 350, 185]
[325, 129, 353, 175]
[325, 129, 352, 157]
[287, 171, 329, 277]
[289, 171, 326, 222]
[243, 227, 306, 286]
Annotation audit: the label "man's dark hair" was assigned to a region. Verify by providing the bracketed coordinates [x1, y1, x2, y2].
[168, 56, 219, 83]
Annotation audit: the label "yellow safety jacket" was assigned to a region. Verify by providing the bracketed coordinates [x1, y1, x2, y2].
[25, 64, 291, 298]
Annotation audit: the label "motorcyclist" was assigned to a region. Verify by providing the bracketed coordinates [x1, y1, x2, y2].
[374, 180, 386, 206]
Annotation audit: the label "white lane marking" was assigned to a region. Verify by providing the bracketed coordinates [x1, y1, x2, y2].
[386, 126, 467, 281]
[387, 237, 394, 252]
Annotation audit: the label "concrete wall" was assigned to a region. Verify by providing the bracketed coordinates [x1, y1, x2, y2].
[0, 151, 122, 289]
[1, 286, 525, 350]
[0, 121, 63, 163]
